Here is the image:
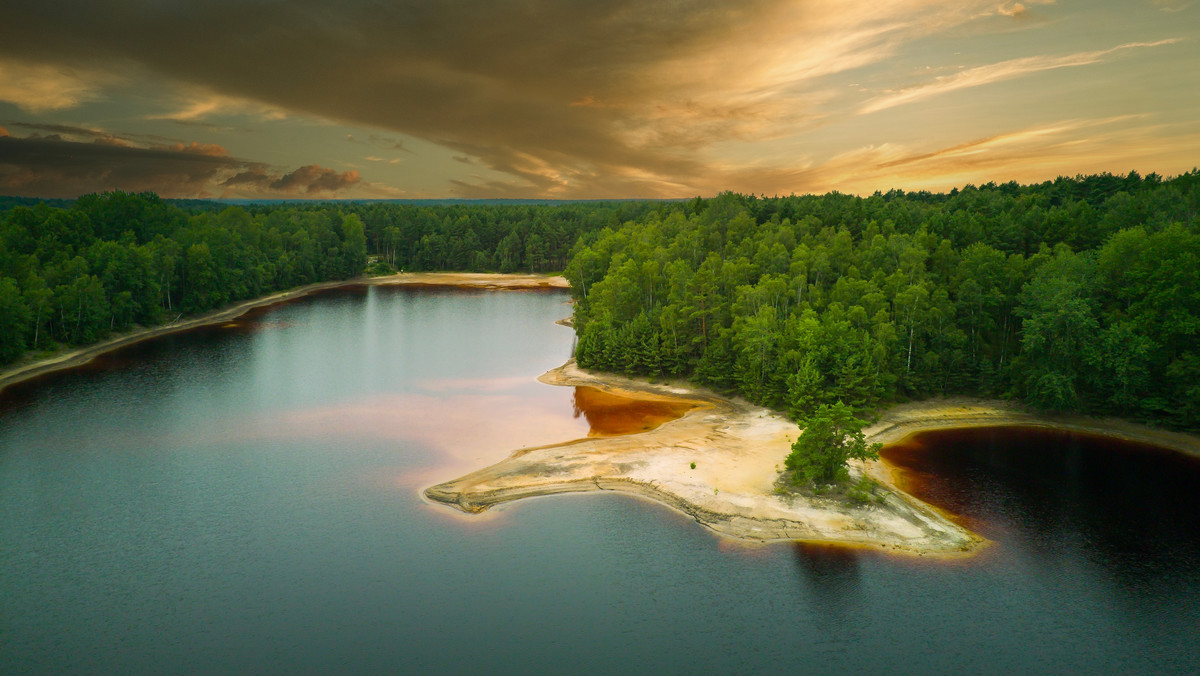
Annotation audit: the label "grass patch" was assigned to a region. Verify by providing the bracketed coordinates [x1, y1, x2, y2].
[774, 471, 889, 506]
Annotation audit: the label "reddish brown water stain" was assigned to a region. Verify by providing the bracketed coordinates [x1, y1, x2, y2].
[571, 386, 695, 436]
[879, 433, 993, 535]
[880, 425, 1200, 540]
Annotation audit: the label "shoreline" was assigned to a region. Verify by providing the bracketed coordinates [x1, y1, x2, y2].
[425, 360, 985, 557]
[864, 398, 1200, 461]
[426, 360, 1200, 557]
[861, 398, 1200, 493]
[0, 272, 568, 394]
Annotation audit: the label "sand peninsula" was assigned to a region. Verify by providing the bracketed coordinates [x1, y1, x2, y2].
[426, 356, 1200, 557]
[427, 360, 984, 556]
[0, 272, 568, 394]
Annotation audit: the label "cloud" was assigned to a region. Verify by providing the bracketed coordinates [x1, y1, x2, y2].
[368, 134, 411, 153]
[348, 133, 412, 154]
[0, 59, 113, 112]
[764, 115, 1188, 195]
[0, 1, 1189, 197]
[588, 112, 1192, 199]
[1149, 0, 1193, 12]
[6, 121, 121, 140]
[146, 90, 288, 123]
[859, 39, 1180, 114]
[157, 141, 230, 157]
[0, 134, 239, 198]
[0, 0, 1020, 197]
[997, 3, 1027, 17]
[993, 1, 1056, 19]
[0, 132, 361, 198]
[3, 121, 190, 149]
[222, 164, 361, 195]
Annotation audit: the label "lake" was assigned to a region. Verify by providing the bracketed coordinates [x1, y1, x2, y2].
[2, 286, 1199, 674]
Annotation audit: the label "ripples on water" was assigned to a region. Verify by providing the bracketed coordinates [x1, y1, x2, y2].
[2, 287, 1199, 674]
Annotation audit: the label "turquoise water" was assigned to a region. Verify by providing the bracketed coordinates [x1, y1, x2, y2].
[2, 286, 1199, 674]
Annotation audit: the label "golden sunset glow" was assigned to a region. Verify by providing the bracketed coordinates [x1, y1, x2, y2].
[0, 1, 1196, 198]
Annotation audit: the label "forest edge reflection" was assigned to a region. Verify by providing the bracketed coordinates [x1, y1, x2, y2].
[0, 272, 568, 396]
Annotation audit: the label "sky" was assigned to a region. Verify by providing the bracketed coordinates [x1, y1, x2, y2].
[0, 0, 1197, 200]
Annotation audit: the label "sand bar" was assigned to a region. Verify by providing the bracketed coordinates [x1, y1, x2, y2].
[425, 360, 984, 556]
[427, 358, 1200, 556]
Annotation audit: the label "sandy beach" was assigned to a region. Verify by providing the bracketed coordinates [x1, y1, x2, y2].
[426, 359, 1200, 556]
[425, 360, 984, 556]
[0, 272, 568, 394]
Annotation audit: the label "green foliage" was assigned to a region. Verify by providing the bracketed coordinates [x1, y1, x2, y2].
[784, 402, 881, 486]
[846, 477, 881, 505]
[563, 172, 1200, 429]
[1, 191, 644, 367]
[0, 277, 31, 362]
[365, 258, 395, 276]
[349, 200, 654, 274]
[1015, 246, 1097, 410]
[6, 171, 1199, 433]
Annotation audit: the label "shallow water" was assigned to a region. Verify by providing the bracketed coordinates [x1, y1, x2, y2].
[571, 385, 695, 436]
[2, 287, 1199, 675]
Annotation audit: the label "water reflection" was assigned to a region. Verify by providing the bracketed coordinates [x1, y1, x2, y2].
[792, 543, 862, 595]
[882, 426, 1200, 612]
[570, 386, 694, 436]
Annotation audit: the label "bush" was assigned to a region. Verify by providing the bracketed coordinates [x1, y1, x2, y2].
[785, 402, 881, 486]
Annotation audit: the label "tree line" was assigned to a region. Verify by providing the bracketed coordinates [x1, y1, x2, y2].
[565, 172, 1200, 430]
[343, 201, 657, 274]
[5, 173, 1198, 432]
[0, 192, 368, 364]
[0, 192, 651, 366]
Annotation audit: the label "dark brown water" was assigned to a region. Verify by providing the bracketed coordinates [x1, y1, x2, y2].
[882, 426, 1200, 549]
[570, 385, 695, 436]
[3, 289, 1200, 675]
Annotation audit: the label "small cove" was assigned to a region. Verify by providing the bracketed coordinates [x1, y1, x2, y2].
[570, 385, 696, 436]
[881, 426, 1200, 559]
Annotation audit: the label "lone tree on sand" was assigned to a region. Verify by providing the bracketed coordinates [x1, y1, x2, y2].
[785, 402, 881, 486]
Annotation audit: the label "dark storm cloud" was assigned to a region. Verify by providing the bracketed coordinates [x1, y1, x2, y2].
[6, 121, 117, 138]
[0, 0, 780, 196]
[0, 134, 237, 198]
[0, 133, 360, 198]
[223, 164, 361, 195]
[3, 121, 230, 152]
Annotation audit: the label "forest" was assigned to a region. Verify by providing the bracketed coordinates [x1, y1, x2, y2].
[565, 172, 1200, 429]
[0, 192, 652, 366]
[3, 172, 1198, 432]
